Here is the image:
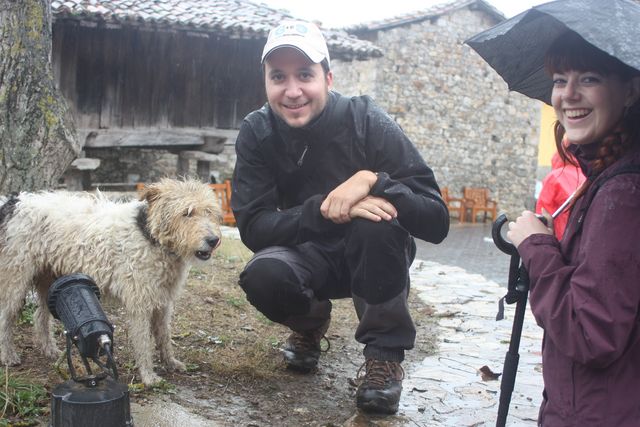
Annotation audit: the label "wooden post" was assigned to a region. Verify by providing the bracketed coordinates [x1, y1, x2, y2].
[63, 158, 101, 191]
[177, 150, 220, 181]
[177, 155, 190, 178]
[196, 160, 210, 182]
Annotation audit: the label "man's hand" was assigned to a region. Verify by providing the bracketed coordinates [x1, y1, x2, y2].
[507, 210, 553, 248]
[349, 195, 397, 223]
[321, 170, 381, 223]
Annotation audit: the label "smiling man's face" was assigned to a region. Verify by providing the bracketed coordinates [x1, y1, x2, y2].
[264, 47, 333, 128]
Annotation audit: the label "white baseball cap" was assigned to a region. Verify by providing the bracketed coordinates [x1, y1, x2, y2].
[261, 21, 330, 68]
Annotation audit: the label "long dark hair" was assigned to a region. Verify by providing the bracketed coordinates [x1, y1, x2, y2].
[544, 32, 640, 174]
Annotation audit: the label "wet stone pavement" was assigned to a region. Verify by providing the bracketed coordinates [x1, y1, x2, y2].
[132, 224, 545, 426]
[415, 222, 512, 287]
[390, 259, 544, 426]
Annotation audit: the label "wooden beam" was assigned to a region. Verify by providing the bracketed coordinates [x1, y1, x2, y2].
[80, 127, 238, 153]
[178, 150, 220, 162]
[69, 157, 101, 170]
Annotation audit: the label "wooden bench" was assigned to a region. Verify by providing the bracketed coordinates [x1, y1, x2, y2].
[463, 187, 498, 223]
[209, 180, 236, 226]
[441, 187, 466, 222]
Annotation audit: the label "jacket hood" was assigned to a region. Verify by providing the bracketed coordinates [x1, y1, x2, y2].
[568, 141, 601, 178]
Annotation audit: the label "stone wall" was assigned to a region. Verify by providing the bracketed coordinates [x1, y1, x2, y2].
[85, 145, 236, 185]
[331, 8, 541, 217]
[84, 148, 182, 185]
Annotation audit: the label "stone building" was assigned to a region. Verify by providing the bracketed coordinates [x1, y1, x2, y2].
[331, 0, 541, 217]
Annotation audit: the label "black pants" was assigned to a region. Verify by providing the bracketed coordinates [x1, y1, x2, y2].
[238, 218, 416, 362]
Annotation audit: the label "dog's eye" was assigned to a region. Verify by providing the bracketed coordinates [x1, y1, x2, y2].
[184, 206, 194, 217]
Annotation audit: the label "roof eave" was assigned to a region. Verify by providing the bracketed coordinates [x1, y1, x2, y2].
[347, 0, 505, 33]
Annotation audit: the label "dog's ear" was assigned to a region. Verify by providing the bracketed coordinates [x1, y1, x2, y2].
[139, 184, 160, 203]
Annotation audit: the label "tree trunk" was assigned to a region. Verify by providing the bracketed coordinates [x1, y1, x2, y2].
[0, 0, 80, 193]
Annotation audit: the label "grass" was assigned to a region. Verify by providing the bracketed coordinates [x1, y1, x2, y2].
[18, 302, 36, 326]
[0, 368, 48, 427]
[170, 239, 285, 382]
[215, 235, 253, 264]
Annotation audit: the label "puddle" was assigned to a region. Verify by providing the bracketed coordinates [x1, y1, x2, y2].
[131, 399, 218, 426]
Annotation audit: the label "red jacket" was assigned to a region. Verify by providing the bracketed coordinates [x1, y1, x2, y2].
[519, 144, 640, 426]
[536, 152, 586, 239]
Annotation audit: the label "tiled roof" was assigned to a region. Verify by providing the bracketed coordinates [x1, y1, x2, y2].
[51, 0, 382, 60]
[347, 0, 504, 32]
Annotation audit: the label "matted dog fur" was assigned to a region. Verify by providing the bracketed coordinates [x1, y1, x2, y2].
[0, 178, 222, 385]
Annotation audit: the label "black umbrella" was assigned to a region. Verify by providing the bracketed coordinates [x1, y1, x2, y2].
[465, 0, 640, 104]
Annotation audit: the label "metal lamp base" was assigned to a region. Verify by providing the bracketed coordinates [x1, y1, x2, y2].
[50, 378, 133, 427]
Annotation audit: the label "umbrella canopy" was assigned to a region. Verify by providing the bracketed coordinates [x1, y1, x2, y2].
[465, 0, 640, 104]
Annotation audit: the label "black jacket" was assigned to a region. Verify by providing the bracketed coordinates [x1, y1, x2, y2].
[231, 91, 449, 252]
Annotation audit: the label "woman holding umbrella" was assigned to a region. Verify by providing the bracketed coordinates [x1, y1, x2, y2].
[467, 1, 640, 426]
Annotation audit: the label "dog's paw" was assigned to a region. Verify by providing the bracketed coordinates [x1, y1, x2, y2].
[139, 370, 162, 386]
[165, 357, 187, 372]
[42, 345, 62, 360]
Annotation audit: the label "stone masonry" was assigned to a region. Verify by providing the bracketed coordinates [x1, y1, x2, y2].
[332, 5, 541, 217]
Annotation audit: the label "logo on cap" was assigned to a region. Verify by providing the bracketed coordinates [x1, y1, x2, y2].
[262, 21, 330, 67]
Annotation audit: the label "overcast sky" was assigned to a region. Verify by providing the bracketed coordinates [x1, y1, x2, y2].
[259, 0, 549, 28]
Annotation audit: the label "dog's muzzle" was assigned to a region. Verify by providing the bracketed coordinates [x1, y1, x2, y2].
[195, 236, 221, 260]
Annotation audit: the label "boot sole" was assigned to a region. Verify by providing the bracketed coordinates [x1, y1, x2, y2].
[283, 350, 319, 373]
[356, 396, 399, 414]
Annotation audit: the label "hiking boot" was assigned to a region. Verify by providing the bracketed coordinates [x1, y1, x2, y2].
[355, 359, 404, 414]
[282, 317, 330, 372]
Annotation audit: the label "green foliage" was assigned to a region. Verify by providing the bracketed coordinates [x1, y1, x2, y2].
[255, 312, 274, 326]
[127, 379, 175, 396]
[215, 238, 253, 264]
[18, 302, 37, 326]
[225, 296, 246, 308]
[0, 368, 48, 426]
[210, 335, 229, 346]
[150, 380, 176, 394]
[267, 336, 281, 349]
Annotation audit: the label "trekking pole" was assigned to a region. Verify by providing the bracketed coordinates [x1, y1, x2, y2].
[492, 214, 530, 427]
[491, 197, 576, 426]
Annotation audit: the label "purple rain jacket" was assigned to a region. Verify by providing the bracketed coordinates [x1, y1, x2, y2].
[518, 142, 640, 427]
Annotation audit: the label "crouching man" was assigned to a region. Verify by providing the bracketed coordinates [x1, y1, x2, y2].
[231, 20, 449, 414]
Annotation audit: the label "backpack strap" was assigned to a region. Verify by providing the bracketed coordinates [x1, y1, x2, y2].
[575, 164, 640, 232]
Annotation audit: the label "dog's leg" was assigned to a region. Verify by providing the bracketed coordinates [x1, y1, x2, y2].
[34, 274, 62, 359]
[127, 308, 161, 385]
[152, 303, 186, 372]
[34, 304, 61, 359]
[0, 273, 30, 365]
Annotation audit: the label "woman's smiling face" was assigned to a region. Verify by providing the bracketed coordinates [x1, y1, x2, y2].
[264, 47, 333, 128]
[551, 70, 630, 145]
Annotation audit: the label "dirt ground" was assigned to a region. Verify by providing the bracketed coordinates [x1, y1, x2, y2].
[4, 239, 438, 427]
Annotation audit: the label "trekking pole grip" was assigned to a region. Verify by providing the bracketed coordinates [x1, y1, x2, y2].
[492, 214, 518, 256]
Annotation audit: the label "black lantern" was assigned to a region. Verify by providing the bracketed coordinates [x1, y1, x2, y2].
[47, 273, 133, 427]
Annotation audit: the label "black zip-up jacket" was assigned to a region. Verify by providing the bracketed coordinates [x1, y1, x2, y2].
[231, 91, 449, 252]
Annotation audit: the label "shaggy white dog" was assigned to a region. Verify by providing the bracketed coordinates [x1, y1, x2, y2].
[0, 178, 222, 385]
